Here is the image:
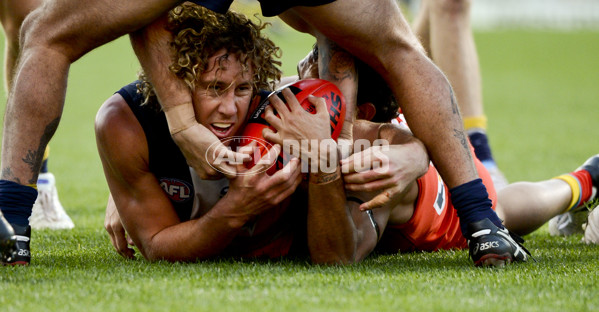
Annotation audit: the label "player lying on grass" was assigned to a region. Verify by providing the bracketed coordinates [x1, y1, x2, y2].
[274, 45, 599, 266]
[96, 6, 314, 261]
[97, 4, 429, 263]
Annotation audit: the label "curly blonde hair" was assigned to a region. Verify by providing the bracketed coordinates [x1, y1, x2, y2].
[138, 3, 282, 110]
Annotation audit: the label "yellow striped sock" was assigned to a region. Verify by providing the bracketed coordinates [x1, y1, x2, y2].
[463, 115, 488, 131]
[43, 146, 50, 161]
[555, 174, 581, 212]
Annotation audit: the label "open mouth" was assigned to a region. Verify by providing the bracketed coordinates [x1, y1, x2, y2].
[211, 122, 234, 138]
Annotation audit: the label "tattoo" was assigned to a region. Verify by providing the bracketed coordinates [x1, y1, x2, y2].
[449, 86, 459, 115]
[319, 39, 356, 83]
[23, 117, 60, 184]
[453, 129, 473, 160]
[1, 167, 18, 183]
[311, 171, 340, 184]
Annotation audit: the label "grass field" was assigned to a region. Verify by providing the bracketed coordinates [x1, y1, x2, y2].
[0, 24, 598, 312]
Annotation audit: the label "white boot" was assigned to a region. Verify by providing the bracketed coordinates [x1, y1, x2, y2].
[29, 172, 74, 230]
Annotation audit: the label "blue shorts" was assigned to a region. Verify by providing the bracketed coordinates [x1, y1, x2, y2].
[190, 0, 336, 17]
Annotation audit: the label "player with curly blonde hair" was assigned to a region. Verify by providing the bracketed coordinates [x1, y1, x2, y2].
[98, 4, 304, 261]
[138, 4, 281, 110]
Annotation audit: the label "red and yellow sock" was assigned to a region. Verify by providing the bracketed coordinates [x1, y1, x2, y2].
[554, 170, 593, 212]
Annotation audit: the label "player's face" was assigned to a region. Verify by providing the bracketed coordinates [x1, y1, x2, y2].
[193, 49, 254, 142]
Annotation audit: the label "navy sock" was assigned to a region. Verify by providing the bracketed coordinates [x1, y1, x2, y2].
[467, 130, 495, 164]
[450, 178, 503, 236]
[0, 180, 37, 226]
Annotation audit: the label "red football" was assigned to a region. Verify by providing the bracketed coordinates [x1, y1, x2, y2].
[279, 79, 346, 141]
[240, 79, 346, 173]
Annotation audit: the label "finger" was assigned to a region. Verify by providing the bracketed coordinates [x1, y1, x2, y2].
[113, 225, 134, 259]
[281, 88, 301, 112]
[269, 157, 301, 187]
[215, 148, 251, 178]
[359, 189, 394, 211]
[262, 128, 282, 145]
[271, 160, 303, 203]
[264, 106, 284, 129]
[252, 143, 281, 171]
[343, 168, 391, 185]
[127, 235, 135, 246]
[268, 91, 290, 117]
[277, 157, 302, 181]
[340, 149, 375, 174]
[345, 176, 397, 192]
[309, 95, 328, 116]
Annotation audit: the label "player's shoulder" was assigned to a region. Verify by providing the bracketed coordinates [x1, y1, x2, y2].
[96, 93, 133, 133]
[352, 119, 383, 142]
[95, 92, 147, 157]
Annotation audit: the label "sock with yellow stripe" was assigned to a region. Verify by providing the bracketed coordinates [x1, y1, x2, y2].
[40, 146, 50, 174]
[464, 116, 498, 167]
[555, 170, 594, 213]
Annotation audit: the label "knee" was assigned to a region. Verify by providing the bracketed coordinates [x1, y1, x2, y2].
[430, 0, 472, 17]
[19, 8, 80, 62]
[19, 9, 48, 51]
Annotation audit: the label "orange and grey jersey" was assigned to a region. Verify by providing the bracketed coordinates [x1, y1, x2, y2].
[377, 149, 498, 253]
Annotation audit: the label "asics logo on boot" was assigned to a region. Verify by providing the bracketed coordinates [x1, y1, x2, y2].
[17, 249, 30, 257]
[479, 241, 500, 251]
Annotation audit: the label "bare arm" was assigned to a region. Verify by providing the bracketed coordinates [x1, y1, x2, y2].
[291, 0, 478, 189]
[129, 15, 245, 179]
[96, 94, 302, 262]
[342, 120, 430, 210]
[262, 89, 373, 264]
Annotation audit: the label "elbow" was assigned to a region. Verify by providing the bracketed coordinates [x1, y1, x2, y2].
[136, 241, 163, 262]
[135, 236, 177, 263]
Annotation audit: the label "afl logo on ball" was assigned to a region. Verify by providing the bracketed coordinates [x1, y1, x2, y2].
[159, 178, 192, 202]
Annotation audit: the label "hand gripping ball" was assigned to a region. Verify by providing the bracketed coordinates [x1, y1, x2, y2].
[240, 79, 346, 172]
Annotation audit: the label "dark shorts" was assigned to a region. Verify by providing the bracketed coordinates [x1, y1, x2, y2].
[190, 0, 336, 17]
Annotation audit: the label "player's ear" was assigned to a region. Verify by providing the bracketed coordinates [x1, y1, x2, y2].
[357, 102, 376, 121]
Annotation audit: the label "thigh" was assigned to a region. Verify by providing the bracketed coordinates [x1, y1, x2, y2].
[290, 0, 421, 71]
[24, 0, 183, 59]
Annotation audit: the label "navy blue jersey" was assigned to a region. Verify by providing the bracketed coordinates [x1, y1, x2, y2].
[116, 81, 194, 222]
[115, 82, 308, 258]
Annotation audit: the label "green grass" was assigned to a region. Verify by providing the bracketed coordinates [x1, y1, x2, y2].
[1, 28, 599, 311]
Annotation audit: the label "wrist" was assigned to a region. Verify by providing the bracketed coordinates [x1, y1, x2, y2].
[309, 167, 341, 184]
[164, 103, 196, 135]
[206, 197, 252, 229]
[310, 139, 338, 174]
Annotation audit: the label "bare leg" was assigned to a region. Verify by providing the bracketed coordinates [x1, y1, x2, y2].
[411, 0, 431, 57]
[496, 180, 571, 236]
[427, 0, 482, 119]
[412, 0, 508, 189]
[292, 0, 476, 189]
[0, 0, 41, 92]
[2, 0, 180, 185]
